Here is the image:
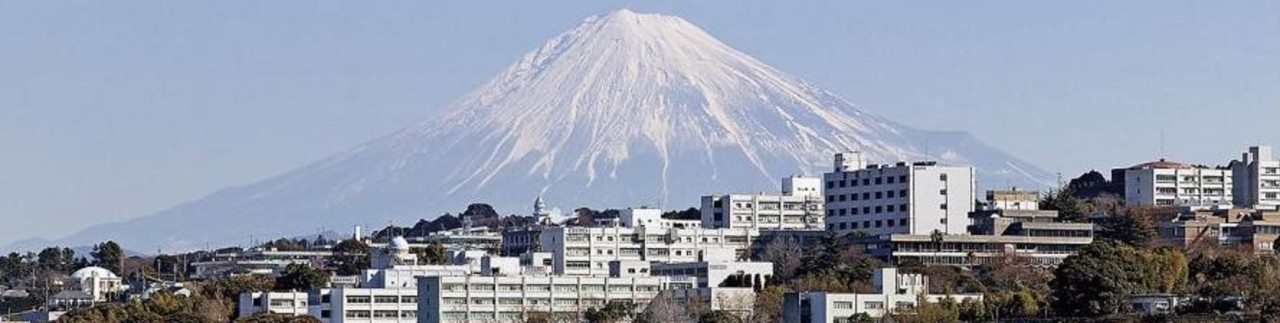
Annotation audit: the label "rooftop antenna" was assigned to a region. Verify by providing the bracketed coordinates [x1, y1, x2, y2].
[1160, 129, 1166, 159]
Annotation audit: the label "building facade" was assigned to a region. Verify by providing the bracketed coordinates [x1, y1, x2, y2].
[1122, 159, 1233, 208]
[539, 226, 761, 276]
[700, 176, 825, 230]
[1232, 146, 1280, 210]
[824, 152, 976, 236]
[782, 268, 983, 322]
[416, 275, 679, 323]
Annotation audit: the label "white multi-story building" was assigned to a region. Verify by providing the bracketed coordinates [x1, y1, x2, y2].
[416, 274, 682, 323]
[700, 176, 825, 230]
[782, 268, 983, 322]
[539, 226, 761, 276]
[619, 208, 701, 229]
[1122, 159, 1233, 208]
[1232, 146, 1280, 210]
[823, 152, 976, 236]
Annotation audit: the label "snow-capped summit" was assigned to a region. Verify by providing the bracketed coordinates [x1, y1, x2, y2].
[19, 9, 1054, 251]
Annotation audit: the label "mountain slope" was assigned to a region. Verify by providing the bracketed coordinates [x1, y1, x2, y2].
[17, 9, 1053, 251]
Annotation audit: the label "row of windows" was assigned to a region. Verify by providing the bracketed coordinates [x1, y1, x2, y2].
[827, 175, 911, 189]
[435, 283, 658, 292]
[344, 310, 415, 318]
[827, 218, 911, 231]
[827, 189, 913, 202]
[344, 295, 415, 304]
[827, 204, 910, 217]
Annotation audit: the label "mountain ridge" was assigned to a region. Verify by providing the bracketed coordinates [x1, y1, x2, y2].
[7, 9, 1054, 252]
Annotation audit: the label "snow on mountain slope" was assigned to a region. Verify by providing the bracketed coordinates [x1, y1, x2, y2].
[15, 9, 1054, 251]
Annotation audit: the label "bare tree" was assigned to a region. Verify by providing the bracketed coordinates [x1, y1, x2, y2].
[758, 236, 802, 281]
[639, 291, 695, 323]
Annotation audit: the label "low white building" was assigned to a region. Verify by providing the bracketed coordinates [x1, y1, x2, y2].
[416, 274, 679, 323]
[782, 268, 983, 322]
[824, 153, 976, 236]
[701, 176, 825, 230]
[539, 226, 762, 276]
[68, 266, 123, 302]
[239, 291, 310, 318]
[1122, 159, 1233, 208]
[649, 256, 773, 289]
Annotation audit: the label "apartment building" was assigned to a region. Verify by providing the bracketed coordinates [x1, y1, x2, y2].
[782, 268, 983, 322]
[1232, 146, 1280, 210]
[700, 176, 825, 230]
[824, 152, 976, 236]
[538, 226, 761, 276]
[1121, 159, 1233, 208]
[416, 275, 680, 323]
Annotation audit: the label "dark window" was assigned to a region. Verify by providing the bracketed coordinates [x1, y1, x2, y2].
[901, 204, 908, 211]
[899, 175, 908, 182]
[852, 194, 858, 201]
[839, 194, 847, 202]
[863, 193, 871, 200]
[887, 220, 895, 227]
[887, 190, 895, 198]
[900, 189, 908, 196]
[863, 221, 871, 228]
[827, 224, 834, 230]
[863, 179, 871, 185]
[322, 310, 331, 318]
[827, 181, 834, 189]
[899, 219, 908, 226]
[852, 208, 859, 215]
[839, 223, 847, 230]
[887, 176, 895, 184]
[875, 192, 883, 199]
[839, 209, 847, 216]
[875, 220, 883, 228]
[863, 207, 871, 214]
[875, 206, 883, 213]
[826, 210, 834, 217]
[887, 205, 895, 212]
[940, 174, 948, 181]
[839, 180, 847, 187]
[826, 195, 834, 203]
[940, 189, 947, 195]
[940, 203, 948, 210]
[875, 177, 883, 185]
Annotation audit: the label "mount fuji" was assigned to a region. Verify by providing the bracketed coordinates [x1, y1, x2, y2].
[13, 9, 1054, 251]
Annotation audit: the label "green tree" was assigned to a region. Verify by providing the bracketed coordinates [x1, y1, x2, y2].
[276, 263, 330, 291]
[235, 312, 322, 323]
[1051, 240, 1187, 317]
[91, 241, 124, 273]
[1097, 206, 1157, 246]
[414, 241, 449, 265]
[1040, 187, 1089, 222]
[36, 247, 76, 272]
[328, 239, 370, 275]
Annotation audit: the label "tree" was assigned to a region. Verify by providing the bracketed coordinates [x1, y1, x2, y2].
[36, 247, 76, 272]
[91, 241, 124, 273]
[235, 312, 322, 323]
[1051, 240, 1187, 317]
[1040, 188, 1089, 223]
[639, 291, 694, 323]
[584, 301, 633, 323]
[1097, 206, 1157, 246]
[276, 263, 330, 291]
[414, 241, 449, 265]
[697, 310, 741, 323]
[750, 286, 788, 323]
[327, 239, 370, 275]
[757, 236, 802, 282]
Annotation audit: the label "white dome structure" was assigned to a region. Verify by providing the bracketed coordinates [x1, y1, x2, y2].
[70, 266, 118, 279]
[389, 236, 411, 253]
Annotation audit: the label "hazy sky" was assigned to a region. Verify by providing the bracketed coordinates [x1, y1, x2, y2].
[1, 1, 1277, 246]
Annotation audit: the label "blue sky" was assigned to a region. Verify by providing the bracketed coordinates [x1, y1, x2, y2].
[1, 1, 1277, 246]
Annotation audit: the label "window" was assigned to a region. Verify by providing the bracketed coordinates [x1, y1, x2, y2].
[471, 284, 495, 291]
[581, 285, 605, 292]
[442, 298, 466, 305]
[373, 310, 398, 318]
[865, 301, 885, 309]
[555, 298, 578, 306]
[851, 208, 859, 215]
[472, 298, 494, 305]
[527, 284, 551, 292]
[887, 205, 895, 212]
[940, 174, 948, 181]
[345, 310, 371, 318]
[346, 296, 371, 304]
[401, 311, 418, 318]
[499, 298, 523, 305]
[555, 285, 577, 292]
[609, 285, 633, 292]
[875, 192, 883, 199]
[875, 220, 883, 228]
[499, 284, 523, 291]
[899, 175, 908, 182]
[940, 203, 948, 210]
[875, 177, 883, 185]
[939, 189, 947, 195]
[887, 190, 895, 198]
[374, 295, 399, 303]
[887, 177, 895, 184]
[875, 206, 883, 214]
[401, 296, 417, 303]
[839, 223, 847, 230]
[834, 301, 854, 309]
[899, 219, 908, 226]
[862, 193, 871, 200]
